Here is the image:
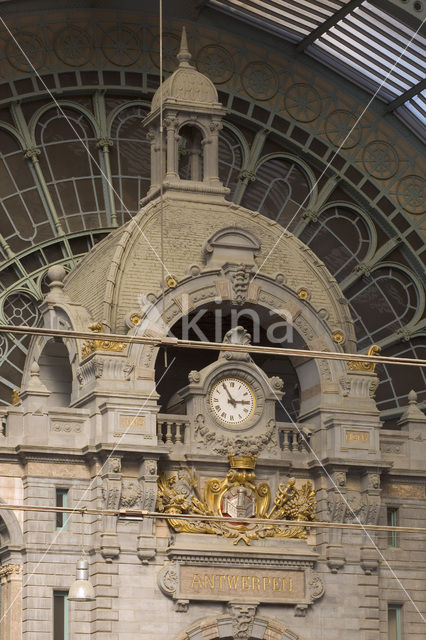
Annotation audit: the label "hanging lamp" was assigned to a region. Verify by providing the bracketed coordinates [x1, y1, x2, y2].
[68, 509, 95, 601]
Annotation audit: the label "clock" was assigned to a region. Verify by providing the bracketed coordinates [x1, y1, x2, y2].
[209, 376, 255, 425]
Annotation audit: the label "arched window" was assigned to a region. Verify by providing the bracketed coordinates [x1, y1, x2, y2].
[178, 125, 203, 181]
[35, 107, 106, 232]
[346, 266, 420, 350]
[241, 157, 311, 230]
[0, 129, 49, 255]
[218, 127, 244, 198]
[110, 104, 150, 224]
[299, 206, 371, 283]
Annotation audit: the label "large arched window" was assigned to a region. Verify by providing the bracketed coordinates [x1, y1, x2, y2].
[241, 157, 311, 230]
[0, 129, 49, 255]
[110, 104, 150, 224]
[346, 266, 420, 350]
[300, 206, 372, 283]
[35, 107, 106, 232]
[218, 126, 244, 198]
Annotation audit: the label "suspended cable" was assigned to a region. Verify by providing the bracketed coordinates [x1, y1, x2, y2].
[0, 323, 425, 368]
[0, 502, 425, 535]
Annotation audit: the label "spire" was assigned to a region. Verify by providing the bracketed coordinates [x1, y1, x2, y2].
[177, 26, 193, 67]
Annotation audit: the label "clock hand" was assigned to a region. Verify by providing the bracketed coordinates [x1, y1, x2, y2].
[235, 400, 251, 405]
[222, 383, 236, 406]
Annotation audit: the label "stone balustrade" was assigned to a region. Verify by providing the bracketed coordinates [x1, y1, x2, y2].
[157, 414, 189, 445]
[277, 423, 311, 453]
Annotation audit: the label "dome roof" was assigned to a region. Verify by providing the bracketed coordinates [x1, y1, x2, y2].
[63, 193, 356, 351]
[151, 27, 219, 111]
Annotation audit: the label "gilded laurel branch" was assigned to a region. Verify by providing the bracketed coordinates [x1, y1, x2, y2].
[156, 458, 316, 546]
[81, 322, 127, 359]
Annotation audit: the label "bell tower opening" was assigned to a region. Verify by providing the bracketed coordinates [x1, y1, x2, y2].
[178, 125, 204, 181]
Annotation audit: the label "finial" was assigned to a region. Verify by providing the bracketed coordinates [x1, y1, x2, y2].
[177, 26, 192, 67]
[408, 389, 417, 404]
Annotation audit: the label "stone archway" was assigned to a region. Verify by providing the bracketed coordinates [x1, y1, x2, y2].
[174, 612, 303, 640]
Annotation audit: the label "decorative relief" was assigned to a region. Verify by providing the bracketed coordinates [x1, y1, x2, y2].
[325, 110, 361, 149]
[120, 479, 142, 508]
[101, 25, 141, 66]
[228, 602, 258, 639]
[294, 315, 315, 342]
[51, 421, 82, 433]
[347, 344, 381, 372]
[194, 414, 278, 456]
[197, 44, 234, 83]
[0, 563, 22, 579]
[81, 322, 126, 359]
[332, 330, 344, 344]
[284, 83, 322, 122]
[362, 141, 398, 179]
[230, 264, 252, 305]
[7, 32, 46, 71]
[54, 25, 92, 66]
[397, 174, 425, 214]
[150, 32, 180, 72]
[156, 455, 316, 545]
[241, 61, 278, 100]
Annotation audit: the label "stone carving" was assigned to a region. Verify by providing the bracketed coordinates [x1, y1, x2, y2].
[339, 377, 351, 397]
[158, 563, 178, 595]
[194, 414, 278, 456]
[369, 379, 379, 398]
[120, 480, 142, 508]
[0, 563, 22, 579]
[51, 421, 82, 433]
[188, 370, 200, 383]
[230, 265, 252, 305]
[269, 376, 284, 391]
[156, 455, 316, 545]
[220, 325, 252, 362]
[108, 457, 121, 473]
[228, 602, 258, 639]
[309, 574, 325, 600]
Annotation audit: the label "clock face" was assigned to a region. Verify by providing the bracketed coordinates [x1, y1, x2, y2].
[209, 377, 255, 425]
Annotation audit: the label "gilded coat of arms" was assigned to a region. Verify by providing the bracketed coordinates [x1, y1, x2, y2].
[156, 454, 316, 545]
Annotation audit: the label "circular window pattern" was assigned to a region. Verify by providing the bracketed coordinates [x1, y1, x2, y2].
[241, 61, 278, 100]
[2, 292, 40, 327]
[54, 25, 92, 67]
[362, 141, 399, 179]
[150, 33, 180, 72]
[284, 83, 322, 122]
[196, 45, 234, 84]
[397, 174, 425, 214]
[325, 110, 362, 149]
[101, 26, 141, 66]
[6, 32, 46, 72]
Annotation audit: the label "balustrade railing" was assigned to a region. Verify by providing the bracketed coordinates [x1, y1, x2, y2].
[277, 423, 311, 452]
[157, 414, 189, 446]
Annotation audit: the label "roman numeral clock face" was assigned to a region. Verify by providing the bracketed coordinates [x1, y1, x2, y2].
[209, 377, 255, 425]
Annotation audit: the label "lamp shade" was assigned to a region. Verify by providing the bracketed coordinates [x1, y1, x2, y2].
[68, 558, 95, 601]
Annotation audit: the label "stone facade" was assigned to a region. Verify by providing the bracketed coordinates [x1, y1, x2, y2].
[0, 28, 425, 640]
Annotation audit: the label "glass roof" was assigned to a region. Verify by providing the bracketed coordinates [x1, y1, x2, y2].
[209, 0, 352, 41]
[208, 0, 426, 138]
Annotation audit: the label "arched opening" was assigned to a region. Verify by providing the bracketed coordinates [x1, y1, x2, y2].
[38, 339, 72, 408]
[178, 125, 204, 181]
[155, 301, 306, 422]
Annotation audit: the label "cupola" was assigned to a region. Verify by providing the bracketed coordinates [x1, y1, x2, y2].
[142, 27, 229, 204]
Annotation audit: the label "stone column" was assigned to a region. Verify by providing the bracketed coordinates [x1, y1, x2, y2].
[165, 116, 178, 180]
[0, 563, 22, 640]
